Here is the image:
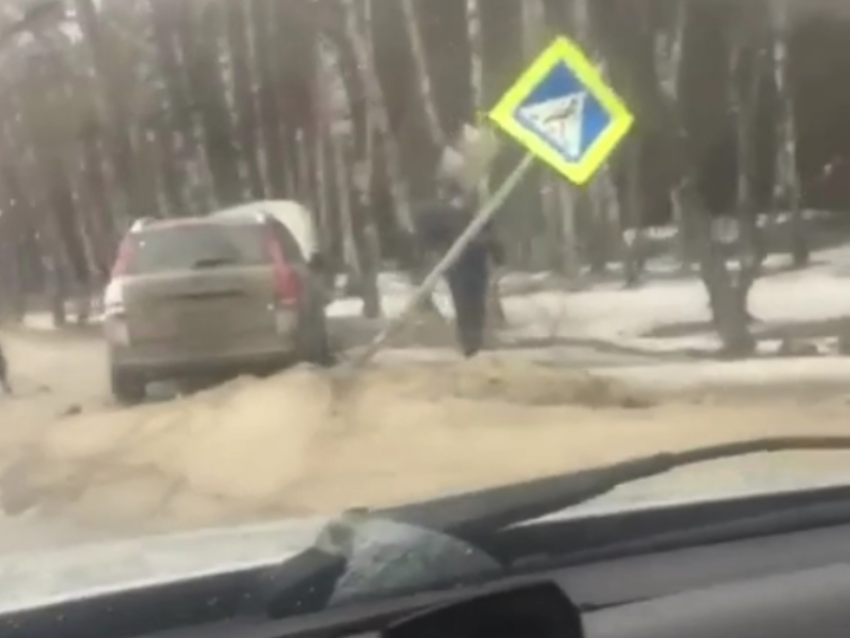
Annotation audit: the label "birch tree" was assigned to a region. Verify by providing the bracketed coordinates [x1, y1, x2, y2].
[348, 0, 383, 318]
[771, 0, 807, 267]
[400, 0, 446, 150]
[0, 0, 837, 352]
[692, 10, 768, 356]
[72, 0, 141, 222]
[463, 0, 506, 330]
[653, 2, 690, 269]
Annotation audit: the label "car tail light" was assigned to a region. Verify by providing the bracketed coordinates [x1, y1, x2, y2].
[111, 237, 134, 278]
[102, 281, 129, 344]
[264, 230, 300, 303]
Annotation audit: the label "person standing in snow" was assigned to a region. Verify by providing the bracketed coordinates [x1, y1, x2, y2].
[412, 184, 504, 357]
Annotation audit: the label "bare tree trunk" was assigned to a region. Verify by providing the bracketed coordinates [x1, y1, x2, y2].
[697, 37, 764, 357]
[466, 0, 485, 196]
[670, 186, 693, 272]
[332, 134, 367, 296]
[73, 0, 144, 223]
[771, 0, 806, 267]
[293, 130, 310, 208]
[350, 0, 383, 318]
[177, 1, 242, 207]
[317, 32, 371, 309]
[342, 0, 445, 320]
[313, 121, 331, 260]
[464, 0, 506, 333]
[562, 0, 595, 280]
[147, 0, 198, 214]
[650, 4, 756, 355]
[621, 139, 645, 287]
[590, 4, 639, 286]
[0, 168, 27, 321]
[654, 3, 690, 270]
[400, 0, 445, 149]
[341, 0, 415, 241]
[353, 134, 383, 318]
[255, 0, 295, 197]
[521, 0, 568, 276]
[692, 204, 754, 356]
[225, 0, 264, 199]
[79, 131, 116, 267]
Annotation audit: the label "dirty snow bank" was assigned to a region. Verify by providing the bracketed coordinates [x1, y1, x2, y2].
[27, 248, 850, 357]
[324, 248, 850, 354]
[4, 354, 850, 535]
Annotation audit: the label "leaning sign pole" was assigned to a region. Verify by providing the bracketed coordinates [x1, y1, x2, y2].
[342, 35, 635, 373]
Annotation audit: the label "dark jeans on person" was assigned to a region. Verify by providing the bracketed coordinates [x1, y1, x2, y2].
[447, 251, 489, 358]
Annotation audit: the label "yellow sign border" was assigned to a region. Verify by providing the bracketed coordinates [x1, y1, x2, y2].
[487, 36, 634, 185]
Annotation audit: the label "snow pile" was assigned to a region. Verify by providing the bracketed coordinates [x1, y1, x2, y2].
[8, 250, 850, 540]
[393, 354, 651, 407]
[0, 356, 654, 533]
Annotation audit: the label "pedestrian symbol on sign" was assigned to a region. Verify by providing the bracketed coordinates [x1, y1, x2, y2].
[516, 93, 586, 161]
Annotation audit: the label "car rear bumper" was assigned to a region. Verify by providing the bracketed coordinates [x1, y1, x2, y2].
[108, 343, 298, 379]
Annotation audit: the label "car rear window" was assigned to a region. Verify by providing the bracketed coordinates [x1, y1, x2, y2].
[125, 223, 269, 275]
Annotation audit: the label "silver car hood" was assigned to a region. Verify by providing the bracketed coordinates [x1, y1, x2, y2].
[3, 469, 850, 614]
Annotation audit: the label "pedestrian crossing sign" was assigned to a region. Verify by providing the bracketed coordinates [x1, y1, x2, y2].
[487, 36, 634, 185]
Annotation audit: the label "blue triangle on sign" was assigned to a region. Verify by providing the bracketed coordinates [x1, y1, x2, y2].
[514, 61, 611, 162]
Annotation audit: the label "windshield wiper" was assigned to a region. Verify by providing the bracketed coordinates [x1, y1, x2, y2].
[258, 435, 850, 618]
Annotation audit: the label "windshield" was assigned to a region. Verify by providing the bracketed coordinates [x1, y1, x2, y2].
[1, 0, 850, 618]
[126, 224, 269, 274]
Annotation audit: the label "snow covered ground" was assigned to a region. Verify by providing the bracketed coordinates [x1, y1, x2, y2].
[21, 245, 850, 378]
[7, 244, 850, 564]
[323, 246, 850, 356]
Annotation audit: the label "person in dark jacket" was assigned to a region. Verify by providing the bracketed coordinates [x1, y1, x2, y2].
[413, 186, 504, 357]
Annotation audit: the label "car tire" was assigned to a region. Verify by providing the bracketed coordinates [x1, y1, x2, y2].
[110, 366, 146, 405]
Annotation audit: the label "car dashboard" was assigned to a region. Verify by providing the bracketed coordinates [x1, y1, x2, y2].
[4, 515, 850, 638]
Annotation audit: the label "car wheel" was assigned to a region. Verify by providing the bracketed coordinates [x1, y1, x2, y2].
[110, 366, 146, 405]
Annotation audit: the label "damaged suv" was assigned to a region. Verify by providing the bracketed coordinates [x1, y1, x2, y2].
[102, 213, 330, 404]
